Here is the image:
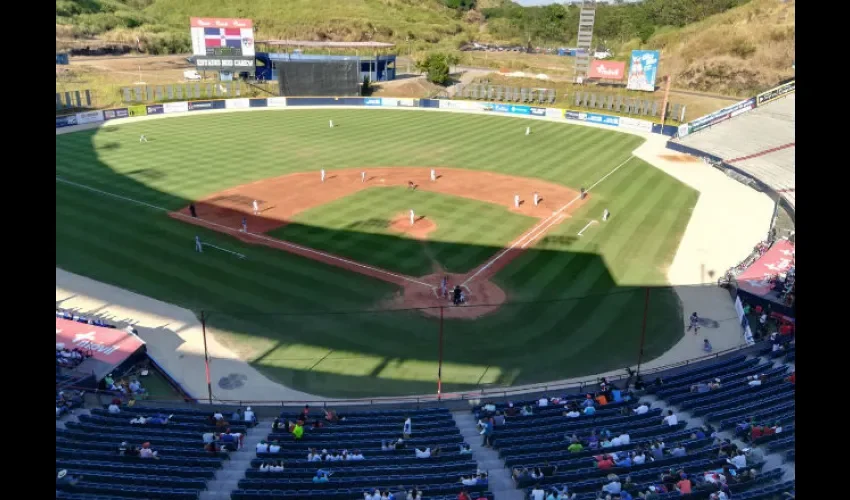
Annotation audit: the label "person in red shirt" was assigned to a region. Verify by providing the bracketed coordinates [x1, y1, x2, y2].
[779, 323, 793, 336]
[786, 372, 795, 385]
[457, 488, 472, 500]
[762, 425, 776, 437]
[750, 425, 764, 442]
[596, 454, 615, 469]
[676, 474, 693, 494]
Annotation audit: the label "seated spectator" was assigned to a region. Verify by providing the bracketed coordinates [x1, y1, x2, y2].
[298, 404, 310, 422]
[671, 443, 686, 457]
[256, 440, 269, 453]
[107, 402, 121, 414]
[364, 489, 381, 500]
[292, 421, 304, 440]
[459, 444, 472, 455]
[786, 372, 795, 385]
[662, 410, 678, 426]
[747, 375, 763, 387]
[504, 402, 520, 417]
[727, 450, 747, 469]
[633, 449, 647, 465]
[268, 440, 281, 453]
[270, 461, 284, 472]
[583, 404, 596, 416]
[614, 453, 632, 467]
[312, 470, 330, 483]
[139, 442, 158, 459]
[258, 462, 270, 472]
[493, 412, 506, 426]
[230, 408, 243, 422]
[633, 403, 650, 414]
[588, 431, 599, 450]
[324, 408, 342, 422]
[530, 484, 546, 500]
[703, 339, 713, 352]
[520, 405, 534, 417]
[567, 441, 584, 453]
[540, 461, 557, 477]
[458, 488, 472, 500]
[407, 488, 422, 500]
[530, 467, 544, 480]
[675, 473, 693, 494]
[601, 436, 614, 448]
[350, 449, 365, 460]
[147, 413, 172, 425]
[129, 415, 148, 425]
[564, 408, 581, 418]
[617, 432, 631, 445]
[538, 397, 549, 407]
[244, 406, 256, 424]
[414, 447, 431, 458]
[128, 379, 145, 395]
[512, 467, 530, 481]
[595, 454, 615, 470]
[213, 411, 224, 421]
[602, 474, 622, 494]
[691, 382, 710, 393]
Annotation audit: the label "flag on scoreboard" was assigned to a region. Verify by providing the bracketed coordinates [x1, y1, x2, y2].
[204, 28, 243, 48]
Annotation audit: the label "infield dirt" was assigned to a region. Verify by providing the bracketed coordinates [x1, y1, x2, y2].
[171, 166, 588, 319]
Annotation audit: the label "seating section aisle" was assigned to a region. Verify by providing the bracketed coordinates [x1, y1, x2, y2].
[471, 350, 793, 500]
[57, 404, 257, 499]
[231, 406, 487, 500]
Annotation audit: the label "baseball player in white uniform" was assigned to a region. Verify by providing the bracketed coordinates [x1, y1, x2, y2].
[533, 192, 539, 206]
[361, 171, 366, 183]
[409, 209, 415, 226]
[195, 236, 203, 253]
[329, 120, 334, 128]
[525, 126, 531, 136]
[430, 169, 436, 182]
[603, 208, 610, 221]
[252, 200, 259, 215]
[139, 134, 148, 143]
[514, 194, 520, 208]
[241, 217, 247, 233]
[321, 169, 326, 183]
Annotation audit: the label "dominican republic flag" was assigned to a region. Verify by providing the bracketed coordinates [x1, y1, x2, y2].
[204, 28, 242, 49]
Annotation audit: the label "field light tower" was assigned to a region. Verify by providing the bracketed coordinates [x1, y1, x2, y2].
[574, 0, 598, 83]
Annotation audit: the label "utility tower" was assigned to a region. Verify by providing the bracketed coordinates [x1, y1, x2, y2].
[574, 0, 597, 82]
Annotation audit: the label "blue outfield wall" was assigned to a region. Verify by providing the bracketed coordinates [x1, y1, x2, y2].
[55, 96, 675, 135]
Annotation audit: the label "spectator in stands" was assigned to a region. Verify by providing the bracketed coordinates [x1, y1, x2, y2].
[504, 402, 519, 417]
[130, 415, 148, 425]
[258, 462, 271, 472]
[727, 450, 747, 469]
[480, 418, 494, 447]
[407, 488, 422, 500]
[271, 461, 284, 472]
[633, 403, 650, 414]
[512, 467, 531, 481]
[128, 378, 145, 396]
[675, 473, 693, 494]
[312, 470, 330, 483]
[662, 410, 678, 426]
[568, 440, 584, 453]
[243, 406, 256, 424]
[324, 408, 342, 422]
[538, 396, 549, 407]
[459, 444, 472, 455]
[530, 484, 546, 500]
[614, 453, 632, 467]
[267, 440, 281, 454]
[564, 407, 581, 418]
[602, 474, 622, 494]
[588, 430, 600, 450]
[147, 413, 172, 425]
[584, 403, 596, 416]
[298, 404, 310, 421]
[350, 449, 365, 460]
[601, 436, 614, 448]
[414, 447, 431, 458]
[617, 431, 631, 445]
[139, 442, 158, 459]
[56, 469, 81, 488]
[530, 466, 544, 480]
[403, 415, 412, 438]
[364, 489, 381, 500]
[596, 454, 615, 470]
[256, 440, 269, 453]
[703, 339, 713, 352]
[493, 411, 506, 426]
[230, 408, 243, 422]
[521, 405, 534, 416]
[213, 410, 224, 421]
[457, 488, 473, 500]
[107, 401, 121, 414]
[633, 449, 647, 465]
[747, 375, 763, 387]
[292, 420, 304, 440]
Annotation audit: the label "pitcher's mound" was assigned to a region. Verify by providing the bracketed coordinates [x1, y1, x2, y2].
[388, 213, 437, 240]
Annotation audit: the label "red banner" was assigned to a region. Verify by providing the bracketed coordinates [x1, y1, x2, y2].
[588, 60, 626, 80]
[190, 17, 253, 29]
[56, 319, 145, 365]
[736, 240, 795, 297]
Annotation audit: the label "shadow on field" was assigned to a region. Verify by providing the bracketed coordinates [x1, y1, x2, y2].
[55, 123, 690, 400]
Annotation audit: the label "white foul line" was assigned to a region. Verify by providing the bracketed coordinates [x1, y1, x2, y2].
[56, 176, 433, 289]
[201, 242, 246, 259]
[577, 220, 597, 236]
[462, 156, 634, 287]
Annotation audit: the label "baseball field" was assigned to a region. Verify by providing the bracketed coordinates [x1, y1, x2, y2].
[55, 108, 698, 398]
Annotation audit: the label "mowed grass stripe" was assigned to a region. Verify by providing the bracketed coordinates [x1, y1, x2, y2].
[56, 109, 698, 397]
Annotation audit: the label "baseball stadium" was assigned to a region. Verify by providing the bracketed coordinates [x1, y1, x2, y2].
[55, 3, 795, 500]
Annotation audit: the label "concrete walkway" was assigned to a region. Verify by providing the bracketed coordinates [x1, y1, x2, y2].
[199, 420, 272, 500]
[452, 411, 524, 500]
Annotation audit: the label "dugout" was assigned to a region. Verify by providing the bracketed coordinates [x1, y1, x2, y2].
[254, 41, 397, 92]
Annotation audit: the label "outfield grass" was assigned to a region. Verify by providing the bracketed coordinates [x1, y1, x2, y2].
[56, 109, 698, 398]
[273, 187, 538, 276]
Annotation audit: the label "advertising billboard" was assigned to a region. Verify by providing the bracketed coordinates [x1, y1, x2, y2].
[194, 55, 256, 72]
[163, 101, 189, 114]
[588, 60, 626, 80]
[76, 110, 105, 125]
[103, 108, 129, 121]
[756, 80, 795, 107]
[190, 18, 255, 57]
[686, 98, 756, 135]
[626, 50, 660, 92]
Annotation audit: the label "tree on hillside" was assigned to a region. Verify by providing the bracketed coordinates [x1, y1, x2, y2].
[416, 53, 459, 86]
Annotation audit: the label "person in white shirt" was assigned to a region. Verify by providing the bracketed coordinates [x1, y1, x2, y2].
[618, 433, 630, 445]
[633, 403, 649, 415]
[459, 444, 472, 455]
[415, 447, 431, 458]
[349, 450, 364, 460]
[632, 451, 646, 465]
[521, 406, 533, 416]
[602, 475, 621, 494]
[747, 375, 763, 387]
[727, 450, 747, 469]
[403, 416, 412, 438]
[364, 490, 381, 500]
[530, 485, 546, 500]
[564, 409, 580, 418]
[461, 475, 478, 486]
[662, 410, 678, 426]
[259, 462, 270, 472]
[611, 436, 623, 447]
[256, 441, 269, 453]
[483, 402, 496, 413]
[139, 446, 157, 458]
[128, 380, 144, 394]
[328, 452, 341, 461]
[108, 403, 121, 414]
[244, 407, 256, 424]
[130, 416, 148, 425]
[268, 442, 281, 453]
[271, 462, 284, 472]
[213, 411, 224, 421]
[538, 397, 549, 407]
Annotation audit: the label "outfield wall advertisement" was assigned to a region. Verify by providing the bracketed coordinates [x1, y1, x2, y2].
[626, 50, 660, 92]
[683, 97, 756, 137]
[56, 97, 678, 137]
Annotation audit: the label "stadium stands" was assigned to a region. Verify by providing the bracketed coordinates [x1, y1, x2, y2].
[674, 93, 795, 210]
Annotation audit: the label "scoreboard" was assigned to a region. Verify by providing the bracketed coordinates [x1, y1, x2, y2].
[190, 17, 255, 57]
[206, 47, 243, 57]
